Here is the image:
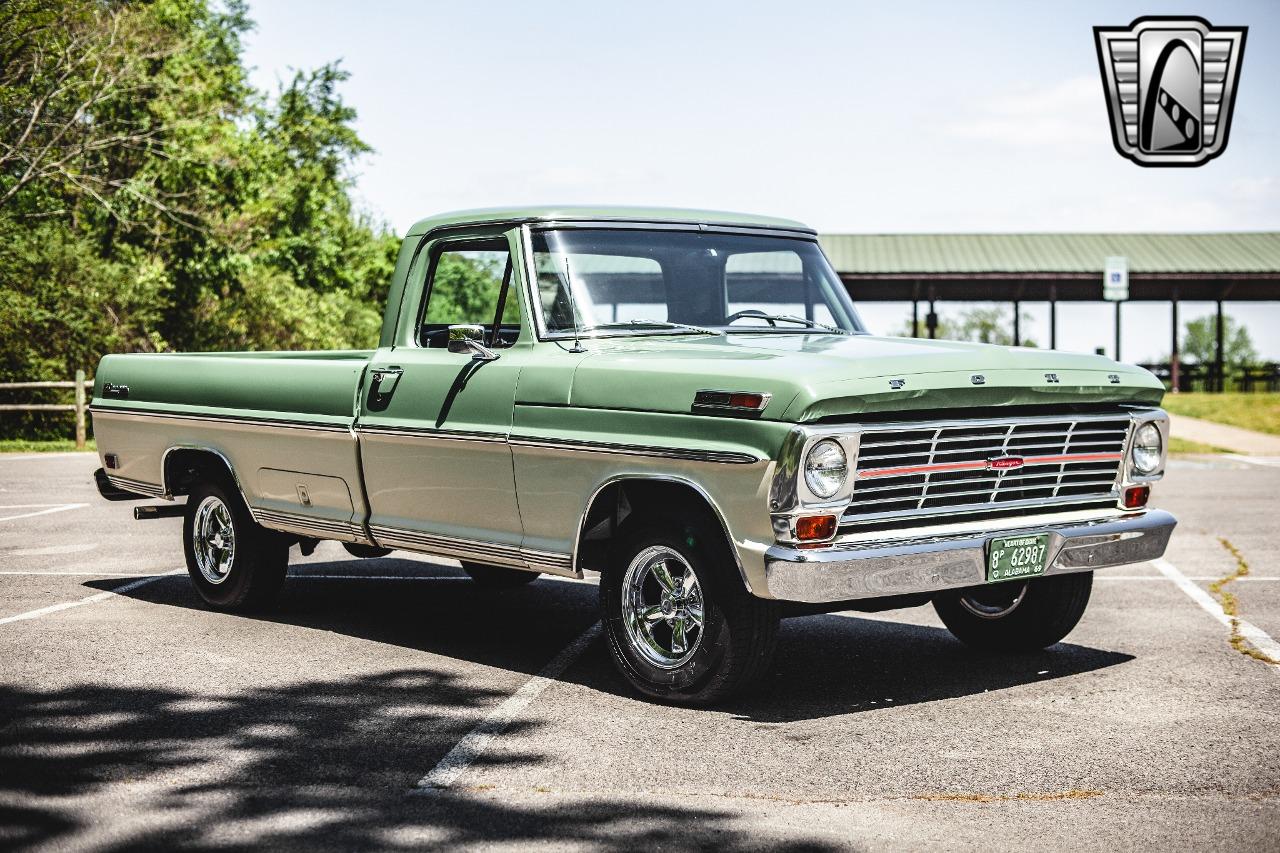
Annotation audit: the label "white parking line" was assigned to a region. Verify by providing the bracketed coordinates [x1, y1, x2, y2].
[414, 620, 602, 792]
[0, 453, 97, 462]
[1096, 575, 1280, 581]
[1224, 454, 1280, 468]
[1153, 558, 1280, 668]
[0, 571, 162, 576]
[0, 571, 182, 626]
[0, 503, 88, 522]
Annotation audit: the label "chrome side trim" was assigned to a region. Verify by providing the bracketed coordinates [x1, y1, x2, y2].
[509, 435, 759, 465]
[356, 424, 507, 444]
[254, 507, 365, 542]
[105, 474, 165, 499]
[368, 524, 577, 577]
[764, 509, 1177, 603]
[89, 406, 351, 433]
[518, 547, 575, 574]
[358, 424, 752, 464]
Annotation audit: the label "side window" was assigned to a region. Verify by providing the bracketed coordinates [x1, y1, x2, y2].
[420, 240, 518, 347]
[725, 250, 834, 326]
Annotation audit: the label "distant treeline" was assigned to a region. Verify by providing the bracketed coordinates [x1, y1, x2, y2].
[1, 0, 398, 435]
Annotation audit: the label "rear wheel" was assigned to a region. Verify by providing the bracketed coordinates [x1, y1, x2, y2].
[932, 572, 1093, 651]
[601, 516, 778, 705]
[461, 562, 540, 588]
[183, 479, 288, 611]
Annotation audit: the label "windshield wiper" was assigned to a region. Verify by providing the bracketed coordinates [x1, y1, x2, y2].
[590, 319, 720, 336]
[736, 313, 850, 334]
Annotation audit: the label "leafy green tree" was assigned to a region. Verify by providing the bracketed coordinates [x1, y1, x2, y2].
[0, 0, 399, 438]
[901, 305, 1037, 347]
[1179, 316, 1257, 367]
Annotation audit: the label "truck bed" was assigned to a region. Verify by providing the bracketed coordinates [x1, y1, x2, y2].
[91, 351, 374, 541]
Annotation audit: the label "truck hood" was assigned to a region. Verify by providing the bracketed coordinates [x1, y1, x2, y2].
[560, 333, 1164, 421]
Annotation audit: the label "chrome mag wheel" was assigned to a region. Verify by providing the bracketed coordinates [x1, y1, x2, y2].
[621, 545, 705, 669]
[959, 580, 1028, 619]
[192, 495, 236, 585]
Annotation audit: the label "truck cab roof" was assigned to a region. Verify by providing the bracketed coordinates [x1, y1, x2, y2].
[405, 205, 815, 236]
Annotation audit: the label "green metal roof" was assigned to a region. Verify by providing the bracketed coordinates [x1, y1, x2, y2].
[407, 206, 813, 236]
[817, 232, 1280, 275]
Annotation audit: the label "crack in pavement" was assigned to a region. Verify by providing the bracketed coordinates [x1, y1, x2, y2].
[1212, 537, 1280, 665]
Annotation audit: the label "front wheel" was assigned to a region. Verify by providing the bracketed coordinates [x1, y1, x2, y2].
[601, 517, 778, 705]
[183, 479, 288, 611]
[932, 572, 1093, 651]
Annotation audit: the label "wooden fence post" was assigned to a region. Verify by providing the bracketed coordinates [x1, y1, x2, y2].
[75, 369, 86, 450]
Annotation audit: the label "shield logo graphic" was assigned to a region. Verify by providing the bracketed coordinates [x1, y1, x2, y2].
[1094, 17, 1247, 167]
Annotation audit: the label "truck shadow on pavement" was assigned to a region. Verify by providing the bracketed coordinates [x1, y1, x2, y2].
[90, 557, 1135, 724]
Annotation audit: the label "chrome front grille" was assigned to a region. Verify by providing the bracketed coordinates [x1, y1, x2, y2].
[843, 416, 1132, 527]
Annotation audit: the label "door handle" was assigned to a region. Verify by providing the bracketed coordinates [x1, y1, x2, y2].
[370, 367, 403, 398]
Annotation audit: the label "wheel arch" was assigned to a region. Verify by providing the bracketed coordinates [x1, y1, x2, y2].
[161, 445, 255, 515]
[573, 474, 753, 594]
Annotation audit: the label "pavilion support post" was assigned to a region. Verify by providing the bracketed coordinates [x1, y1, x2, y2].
[1114, 301, 1122, 362]
[927, 298, 937, 340]
[1049, 286, 1057, 350]
[1216, 298, 1225, 392]
[1170, 290, 1180, 393]
[911, 300, 919, 337]
[1013, 300, 1021, 347]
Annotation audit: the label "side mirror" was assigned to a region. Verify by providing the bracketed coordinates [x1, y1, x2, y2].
[446, 324, 499, 362]
[447, 324, 486, 354]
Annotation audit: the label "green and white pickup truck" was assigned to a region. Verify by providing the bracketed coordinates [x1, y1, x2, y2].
[91, 206, 1176, 704]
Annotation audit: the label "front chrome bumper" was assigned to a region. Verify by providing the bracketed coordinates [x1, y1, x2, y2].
[763, 509, 1176, 603]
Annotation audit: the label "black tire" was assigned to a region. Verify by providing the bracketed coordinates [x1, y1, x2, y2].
[601, 515, 779, 706]
[461, 562, 540, 588]
[183, 478, 288, 611]
[933, 572, 1093, 652]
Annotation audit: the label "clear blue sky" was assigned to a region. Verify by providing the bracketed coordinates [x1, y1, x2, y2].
[241, 0, 1279, 363]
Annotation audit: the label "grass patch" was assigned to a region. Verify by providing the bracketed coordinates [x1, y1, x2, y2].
[1162, 392, 1280, 436]
[1168, 436, 1231, 455]
[0, 438, 96, 453]
[1211, 537, 1279, 666]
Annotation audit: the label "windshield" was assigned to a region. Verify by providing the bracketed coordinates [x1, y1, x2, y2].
[527, 228, 865, 338]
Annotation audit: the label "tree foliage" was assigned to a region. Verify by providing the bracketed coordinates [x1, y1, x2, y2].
[0, 0, 399, 437]
[1180, 315, 1257, 367]
[901, 304, 1037, 347]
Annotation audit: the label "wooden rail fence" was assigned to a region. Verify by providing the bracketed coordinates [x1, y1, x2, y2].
[0, 370, 92, 448]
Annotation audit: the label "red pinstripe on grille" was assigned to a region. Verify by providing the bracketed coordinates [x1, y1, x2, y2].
[857, 452, 1123, 479]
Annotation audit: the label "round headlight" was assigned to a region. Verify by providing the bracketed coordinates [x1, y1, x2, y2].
[1131, 422, 1162, 475]
[804, 439, 848, 499]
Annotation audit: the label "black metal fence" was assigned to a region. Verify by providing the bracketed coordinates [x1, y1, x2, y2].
[1137, 363, 1280, 393]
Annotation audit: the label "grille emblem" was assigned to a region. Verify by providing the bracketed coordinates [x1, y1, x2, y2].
[888, 378, 906, 390]
[987, 455, 1026, 471]
[1045, 373, 1060, 384]
[970, 374, 986, 385]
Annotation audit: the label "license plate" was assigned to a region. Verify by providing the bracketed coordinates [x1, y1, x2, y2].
[986, 533, 1049, 583]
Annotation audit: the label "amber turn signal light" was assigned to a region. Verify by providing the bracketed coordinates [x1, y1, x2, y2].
[795, 514, 838, 542]
[1122, 485, 1150, 509]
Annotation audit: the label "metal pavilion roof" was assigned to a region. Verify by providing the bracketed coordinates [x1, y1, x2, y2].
[816, 232, 1280, 276]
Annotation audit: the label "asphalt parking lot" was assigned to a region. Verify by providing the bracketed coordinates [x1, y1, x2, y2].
[1, 453, 1278, 851]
